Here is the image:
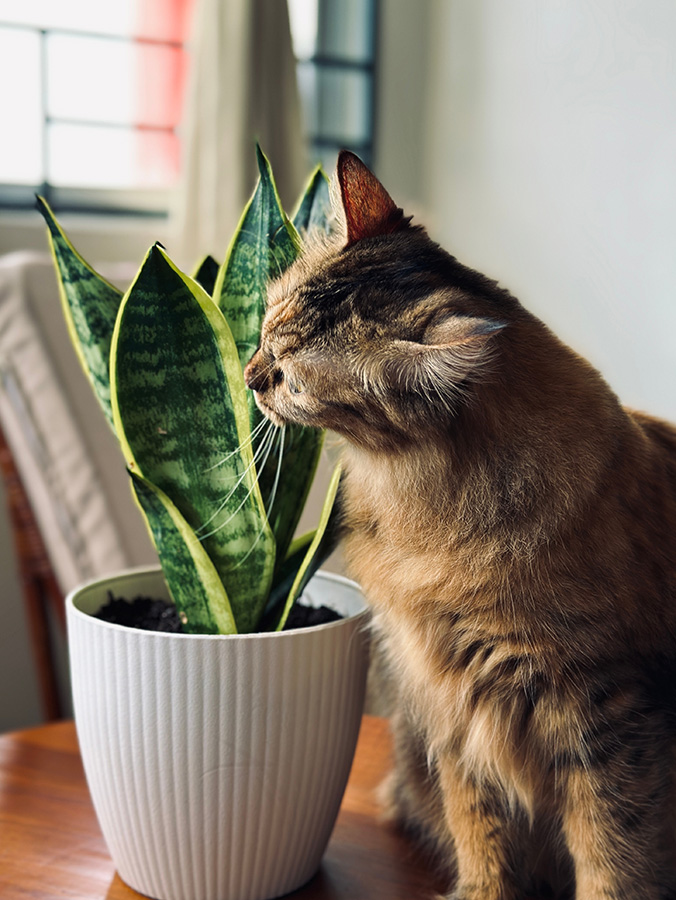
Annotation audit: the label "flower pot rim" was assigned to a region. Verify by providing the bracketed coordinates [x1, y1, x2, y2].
[66, 565, 369, 641]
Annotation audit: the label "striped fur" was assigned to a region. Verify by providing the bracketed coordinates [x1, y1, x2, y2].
[245, 155, 676, 900]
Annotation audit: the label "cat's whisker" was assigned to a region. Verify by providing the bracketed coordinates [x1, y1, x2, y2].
[197, 420, 279, 542]
[255, 358, 279, 380]
[196, 422, 277, 536]
[264, 425, 286, 517]
[196, 457, 262, 536]
[204, 416, 270, 472]
[227, 428, 288, 574]
[227, 515, 268, 571]
[267, 243, 286, 280]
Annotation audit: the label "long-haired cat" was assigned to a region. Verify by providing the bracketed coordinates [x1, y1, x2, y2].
[244, 151, 676, 900]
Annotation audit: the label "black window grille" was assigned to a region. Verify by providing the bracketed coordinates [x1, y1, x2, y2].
[0, 19, 184, 217]
[0, 0, 378, 216]
[291, 0, 378, 171]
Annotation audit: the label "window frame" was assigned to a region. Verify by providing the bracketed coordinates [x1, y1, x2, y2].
[299, 0, 379, 170]
[0, 20, 182, 218]
[0, 0, 380, 217]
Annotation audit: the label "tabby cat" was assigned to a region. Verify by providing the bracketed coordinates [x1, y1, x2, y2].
[244, 151, 676, 900]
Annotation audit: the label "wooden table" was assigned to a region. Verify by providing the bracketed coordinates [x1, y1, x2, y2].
[0, 715, 440, 899]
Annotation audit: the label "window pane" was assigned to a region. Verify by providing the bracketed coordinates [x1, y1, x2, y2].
[287, 0, 318, 61]
[47, 35, 136, 126]
[0, 28, 43, 183]
[317, 0, 373, 63]
[296, 62, 318, 137]
[316, 68, 371, 144]
[47, 34, 185, 128]
[48, 123, 179, 189]
[0, 0, 191, 42]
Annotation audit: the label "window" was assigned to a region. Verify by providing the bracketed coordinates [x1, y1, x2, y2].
[0, 0, 377, 216]
[288, 0, 378, 171]
[0, 0, 191, 215]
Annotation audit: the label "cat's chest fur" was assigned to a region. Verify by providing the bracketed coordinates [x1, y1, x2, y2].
[338, 437, 675, 812]
[340, 448, 550, 777]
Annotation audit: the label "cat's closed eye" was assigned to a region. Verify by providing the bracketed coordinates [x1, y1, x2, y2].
[287, 378, 303, 394]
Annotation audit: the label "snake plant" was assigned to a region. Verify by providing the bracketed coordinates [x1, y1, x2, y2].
[38, 148, 339, 635]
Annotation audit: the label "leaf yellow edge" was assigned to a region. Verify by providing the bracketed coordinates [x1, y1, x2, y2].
[275, 464, 342, 631]
[130, 470, 238, 635]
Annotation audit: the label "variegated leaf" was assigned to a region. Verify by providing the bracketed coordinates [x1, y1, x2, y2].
[260, 529, 314, 630]
[37, 195, 122, 428]
[191, 254, 220, 297]
[257, 162, 332, 559]
[292, 166, 332, 237]
[259, 424, 324, 567]
[110, 245, 275, 633]
[274, 465, 343, 631]
[213, 145, 301, 373]
[212, 147, 325, 562]
[130, 471, 237, 635]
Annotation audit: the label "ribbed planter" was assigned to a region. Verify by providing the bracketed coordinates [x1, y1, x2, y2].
[67, 567, 370, 900]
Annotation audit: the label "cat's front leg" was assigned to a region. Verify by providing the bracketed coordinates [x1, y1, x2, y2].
[437, 755, 526, 900]
[561, 742, 676, 900]
[379, 707, 455, 863]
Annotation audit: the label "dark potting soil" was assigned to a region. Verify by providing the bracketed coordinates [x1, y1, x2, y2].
[94, 592, 342, 633]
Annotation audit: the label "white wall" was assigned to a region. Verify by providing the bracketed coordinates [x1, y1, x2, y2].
[378, 0, 676, 423]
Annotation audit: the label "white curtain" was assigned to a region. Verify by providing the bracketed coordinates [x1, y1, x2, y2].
[172, 0, 308, 267]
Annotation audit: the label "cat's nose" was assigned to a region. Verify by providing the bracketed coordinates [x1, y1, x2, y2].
[244, 359, 268, 393]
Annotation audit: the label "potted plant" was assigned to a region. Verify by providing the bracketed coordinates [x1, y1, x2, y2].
[38, 148, 370, 900]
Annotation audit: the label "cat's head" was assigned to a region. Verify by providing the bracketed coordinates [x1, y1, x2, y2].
[244, 152, 516, 450]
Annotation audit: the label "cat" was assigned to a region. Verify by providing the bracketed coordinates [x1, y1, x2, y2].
[244, 150, 676, 900]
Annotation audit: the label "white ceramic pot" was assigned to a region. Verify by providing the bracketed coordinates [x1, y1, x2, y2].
[67, 567, 370, 900]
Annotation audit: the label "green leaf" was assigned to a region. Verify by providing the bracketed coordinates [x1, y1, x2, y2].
[36, 195, 123, 428]
[274, 465, 343, 631]
[130, 471, 237, 635]
[285, 529, 317, 560]
[213, 145, 301, 373]
[110, 244, 276, 633]
[211, 146, 324, 564]
[259, 424, 324, 567]
[264, 166, 332, 560]
[260, 529, 315, 630]
[292, 166, 332, 236]
[191, 254, 220, 297]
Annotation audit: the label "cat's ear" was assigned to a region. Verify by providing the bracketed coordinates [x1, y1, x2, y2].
[386, 315, 506, 400]
[335, 150, 411, 246]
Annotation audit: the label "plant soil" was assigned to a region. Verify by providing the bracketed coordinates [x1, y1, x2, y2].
[94, 593, 342, 633]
